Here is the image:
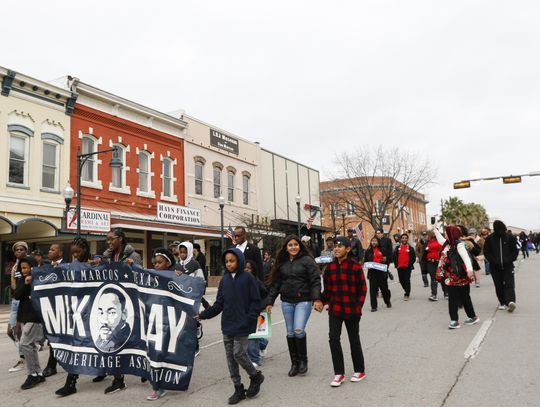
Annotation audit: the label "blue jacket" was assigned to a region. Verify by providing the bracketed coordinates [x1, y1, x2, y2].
[199, 248, 261, 336]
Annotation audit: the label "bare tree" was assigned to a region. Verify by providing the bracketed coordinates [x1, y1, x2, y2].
[330, 146, 436, 232]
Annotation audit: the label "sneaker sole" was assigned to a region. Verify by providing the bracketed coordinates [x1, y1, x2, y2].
[464, 319, 479, 325]
[350, 376, 366, 382]
[330, 382, 344, 387]
[448, 325, 461, 329]
[105, 385, 127, 395]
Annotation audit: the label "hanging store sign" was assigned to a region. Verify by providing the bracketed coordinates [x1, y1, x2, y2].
[67, 208, 111, 233]
[157, 202, 201, 226]
[210, 129, 239, 155]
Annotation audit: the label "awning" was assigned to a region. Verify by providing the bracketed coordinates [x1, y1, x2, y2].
[0, 215, 14, 235]
[15, 217, 59, 239]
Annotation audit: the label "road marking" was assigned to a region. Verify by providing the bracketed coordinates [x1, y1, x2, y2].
[464, 318, 493, 360]
[200, 319, 285, 350]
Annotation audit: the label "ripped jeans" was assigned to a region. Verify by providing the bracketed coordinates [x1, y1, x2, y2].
[281, 301, 312, 339]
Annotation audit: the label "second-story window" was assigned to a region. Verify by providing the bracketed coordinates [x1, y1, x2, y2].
[213, 166, 222, 198]
[111, 144, 125, 189]
[227, 171, 234, 202]
[163, 158, 173, 198]
[242, 174, 250, 205]
[138, 151, 150, 193]
[9, 134, 28, 185]
[81, 136, 97, 182]
[346, 201, 354, 215]
[195, 161, 203, 195]
[42, 142, 58, 190]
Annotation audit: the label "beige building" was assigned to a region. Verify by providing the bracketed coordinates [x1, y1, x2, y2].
[0, 66, 74, 301]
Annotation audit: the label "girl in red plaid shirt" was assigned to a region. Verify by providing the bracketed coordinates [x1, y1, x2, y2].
[321, 236, 367, 387]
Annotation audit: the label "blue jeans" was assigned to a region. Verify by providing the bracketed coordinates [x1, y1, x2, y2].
[281, 301, 312, 339]
[9, 299, 19, 327]
[247, 339, 262, 365]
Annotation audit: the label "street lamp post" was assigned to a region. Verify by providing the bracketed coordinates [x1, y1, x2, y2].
[219, 196, 225, 258]
[295, 194, 301, 237]
[71, 145, 122, 238]
[63, 182, 74, 229]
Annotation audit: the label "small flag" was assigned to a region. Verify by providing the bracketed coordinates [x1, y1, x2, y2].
[226, 224, 236, 245]
[306, 207, 319, 230]
[354, 222, 364, 240]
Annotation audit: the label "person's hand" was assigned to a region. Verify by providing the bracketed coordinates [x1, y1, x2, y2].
[126, 258, 134, 265]
[93, 257, 103, 266]
[313, 300, 323, 312]
[25, 276, 32, 285]
[175, 270, 183, 277]
[382, 257, 387, 263]
[194, 314, 201, 321]
[467, 270, 474, 279]
[266, 305, 272, 314]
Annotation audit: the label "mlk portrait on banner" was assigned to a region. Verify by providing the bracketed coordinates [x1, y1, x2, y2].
[90, 285, 134, 353]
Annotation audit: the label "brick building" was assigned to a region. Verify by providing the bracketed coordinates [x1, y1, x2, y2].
[320, 177, 428, 248]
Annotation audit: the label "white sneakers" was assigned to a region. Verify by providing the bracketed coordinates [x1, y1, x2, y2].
[9, 359, 25, 373]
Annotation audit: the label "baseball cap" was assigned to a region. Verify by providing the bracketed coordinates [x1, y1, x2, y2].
[301, 236, 311, 242]
[31, 249, 43, 256]
[334, 236, 351, 247]
[169, 240, 181, 247]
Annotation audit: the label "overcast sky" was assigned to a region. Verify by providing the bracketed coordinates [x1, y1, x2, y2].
[3, 1, 540, 229]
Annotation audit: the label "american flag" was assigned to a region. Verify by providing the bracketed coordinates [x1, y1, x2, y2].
[354, 222, 364, 240]
[306, 207, 319, 230]
[226, 224, 236, 245]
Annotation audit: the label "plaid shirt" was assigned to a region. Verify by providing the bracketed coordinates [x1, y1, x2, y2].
[322, 256, 367, 319]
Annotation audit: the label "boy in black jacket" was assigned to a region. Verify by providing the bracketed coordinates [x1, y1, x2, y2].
[13, 257, 45, 390]
[196, 248, 264, 404]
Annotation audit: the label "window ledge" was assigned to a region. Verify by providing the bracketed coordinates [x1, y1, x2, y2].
[136, 189, 156, 199]
[109, 185, 132, 195]
[6, 183, 30, 190]
[40, 188, 60, 194]
[81, 180, 103, 190]
[160, 194, 178, 203]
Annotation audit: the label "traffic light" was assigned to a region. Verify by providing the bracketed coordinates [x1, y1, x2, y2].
[453, 181, 471, 189]
[502, 176, 522, 184]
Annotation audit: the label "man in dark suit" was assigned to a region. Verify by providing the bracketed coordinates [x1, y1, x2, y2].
[234, 226, 263, 280]
[375, 229, 394, 266]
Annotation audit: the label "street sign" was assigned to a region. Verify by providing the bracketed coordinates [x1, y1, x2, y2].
[66, 208, 111, 233]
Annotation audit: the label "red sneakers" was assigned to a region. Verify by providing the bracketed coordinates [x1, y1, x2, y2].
[350, 372, 366, 382]
[330, 375, 345, 387]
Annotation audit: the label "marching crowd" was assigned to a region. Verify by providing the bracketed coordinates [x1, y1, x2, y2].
[5, 221, 530, 404]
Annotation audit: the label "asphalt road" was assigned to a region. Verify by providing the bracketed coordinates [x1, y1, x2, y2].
[0, 253, 538, 407]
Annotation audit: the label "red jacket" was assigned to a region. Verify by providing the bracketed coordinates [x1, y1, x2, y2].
[322, 256, 367, 319]
[426, 238, 443, 262]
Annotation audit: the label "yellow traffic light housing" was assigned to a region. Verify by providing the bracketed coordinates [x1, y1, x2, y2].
[453, 181, 471, 189]
[502, 176, 522, 184]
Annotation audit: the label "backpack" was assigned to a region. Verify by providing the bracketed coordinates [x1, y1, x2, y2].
[447, 247, 469, 278]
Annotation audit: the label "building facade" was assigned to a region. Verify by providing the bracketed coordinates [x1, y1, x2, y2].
[0, 66, 75, 301]
[320, 177, 428, 249]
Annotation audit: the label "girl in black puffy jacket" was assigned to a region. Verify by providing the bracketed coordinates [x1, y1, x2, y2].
[266, 235, 322, 377]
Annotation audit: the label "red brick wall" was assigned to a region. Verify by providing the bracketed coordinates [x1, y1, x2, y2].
[70, 104, 185, 214]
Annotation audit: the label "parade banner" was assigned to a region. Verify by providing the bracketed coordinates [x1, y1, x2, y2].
[31, 262, 205, 390]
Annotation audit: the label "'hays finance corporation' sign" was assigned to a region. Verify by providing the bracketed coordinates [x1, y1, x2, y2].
[210, 129, 239, 155]
[157, 203, 201, 226]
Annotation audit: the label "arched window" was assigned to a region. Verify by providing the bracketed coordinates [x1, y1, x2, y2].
[242, 173, 250, 205]
[227, 170, 235, 202]
[162, 157, 173, 198]
[195, 160, 204, 195]
[111, 144, 125, 189]
[213, 166, 222, 198]
[138, 151, 151, 193]
[81, 135, 97, 182]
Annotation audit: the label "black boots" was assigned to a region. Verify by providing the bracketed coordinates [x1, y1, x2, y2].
[246, 371, 264, 398]
[228, 384, 246, 405]
[286, 337, 299, 377]
[296, 336, 308, 374]
[55, 373, 78, 397]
